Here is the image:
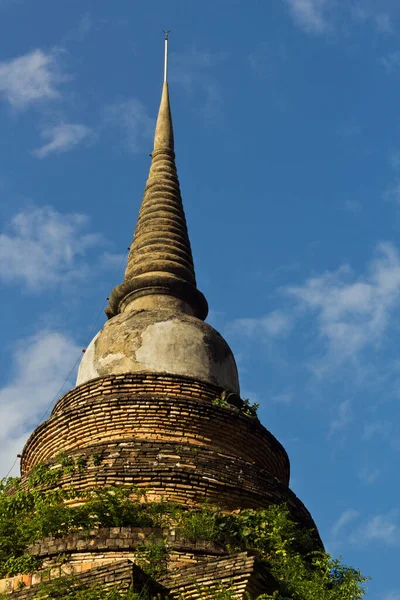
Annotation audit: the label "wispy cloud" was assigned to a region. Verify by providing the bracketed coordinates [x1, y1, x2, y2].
[223, 243, 400, 386]
[352, 5, 394, 34]
[286, 1, 394, 37]
[331, 508, 360, 537]
[358, 466, 380, 485]
[170, 48, 227, 119]
[105, 98, 154, 152]
[373, 12, 393, 34]
[343, 199, 362, 214]
[381, 51, 400, 74]
[61, 12, 95, 45]
[227, 310, 292, 338]
[286, 242, 400, 373]
[33, 123, 92, 158]
[350, 512, 400, 546]
[362, 420, 398, 449]
[285, 0, 331, 34]
[0, 49, 68, 111]
[329, 399, 352, 436]
[0, 205, 104, 290]
[271, 390, 294, 404]
[384, 152, 400, 203]
[332, 509, 400, 547]
[385, 593, 400, 600]
[0, 330, 80, 478]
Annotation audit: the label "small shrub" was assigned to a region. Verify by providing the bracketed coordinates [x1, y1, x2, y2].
[241, 398, 259, 418]
[56, 451, 76, 474]
[76, 456, 88, 471]
[177, 508, 219, 542]
[211, 396, 228, 408]
[135, 539, 168, 579]
[91, 453, 103, 466]
[27, 463, 62, 488]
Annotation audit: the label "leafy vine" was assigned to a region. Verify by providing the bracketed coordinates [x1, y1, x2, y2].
[0, 467, 368, 599]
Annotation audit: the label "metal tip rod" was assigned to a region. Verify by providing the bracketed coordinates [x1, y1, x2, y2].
[162, 29, 171, 83]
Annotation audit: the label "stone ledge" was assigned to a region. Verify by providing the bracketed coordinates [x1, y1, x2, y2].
[0, 559, 136, 597]
[160, 552, 276, 599]
[0, 553, 275, 599]
[29, 527, 224, 559]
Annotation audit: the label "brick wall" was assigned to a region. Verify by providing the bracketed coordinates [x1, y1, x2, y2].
[8, 372, 320, 598]
[29, 527, 224, 560]
[0, 560, 136, 597]
[22, 439, 312, 521]
[21, 373, 289, 484]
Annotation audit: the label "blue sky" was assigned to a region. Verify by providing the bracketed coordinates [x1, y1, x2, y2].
[0, 0, 398, 598]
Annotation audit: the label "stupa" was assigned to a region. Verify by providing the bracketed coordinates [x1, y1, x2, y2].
[1, 34, 320, 599]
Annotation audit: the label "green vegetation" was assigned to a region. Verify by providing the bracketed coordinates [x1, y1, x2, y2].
[211, 392, 259, 418]
[0, 461, 368, 599]
[0, 575, 144, 599]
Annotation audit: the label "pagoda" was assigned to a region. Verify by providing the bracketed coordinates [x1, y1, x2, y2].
[0, 35, 320, 599]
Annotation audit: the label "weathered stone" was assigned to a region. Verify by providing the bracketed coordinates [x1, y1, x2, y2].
[2, 53, 322, 600]
[77, 309, 240, 393]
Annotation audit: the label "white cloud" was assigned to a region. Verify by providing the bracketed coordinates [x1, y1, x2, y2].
[384, 181, 400, 203]
[332, 510, 400, 548]
[358, 466, 380, 485]
[352, 5, 393, 34]
[287, 1, 394, 37]
[285, 0, 331, 34]
[61, 12, 94, 45]
[0, 205, 103, 289]
[106, 98, 154, 152]
[383, 152, 400, 203]
[385, 593, 400, 600]
[271, 391, 293, 404]
[374, 13, 393, 34]
[170, 48, 227, 118]
[100, 251, 127, 270]
[0, 49, 67, 110]
[33, 123, 92, 158]
[329, 399, 352, 436]
[351, 513, 400, 546]
[286, 243, 400, 371]
[381, 51, 400, 74]
[343, 199, 362, 213]
[362, 420, 395, 447]
[0, 330, 80, 478]
[227, 310, 292, 338]
[331, 508, 359, 537]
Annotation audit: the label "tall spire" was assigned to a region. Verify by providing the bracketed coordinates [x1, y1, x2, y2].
[106, 33, 208, 320]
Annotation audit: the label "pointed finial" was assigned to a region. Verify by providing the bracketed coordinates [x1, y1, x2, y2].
[162, 29, 171, 83]
[105, 30, 208, 321]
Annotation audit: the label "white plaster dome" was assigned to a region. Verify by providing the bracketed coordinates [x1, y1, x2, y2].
[76, 309, 240, 394]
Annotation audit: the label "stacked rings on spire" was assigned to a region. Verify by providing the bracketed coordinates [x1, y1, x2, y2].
[105, 83, 208, 320]
[126, 148, 196, 285]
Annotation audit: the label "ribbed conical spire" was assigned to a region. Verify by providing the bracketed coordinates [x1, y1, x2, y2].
[105, 81, 208, 320]
[125, 83, 195, 287]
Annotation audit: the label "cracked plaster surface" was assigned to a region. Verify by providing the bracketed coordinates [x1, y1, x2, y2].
[76, 310, 239, 393]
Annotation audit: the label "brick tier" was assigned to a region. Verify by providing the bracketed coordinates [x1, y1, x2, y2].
[21, 374, 289, 486]
[13, 373, 321, 598]
[21, 439, 313, 524]
[0, 528, 276, 598]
